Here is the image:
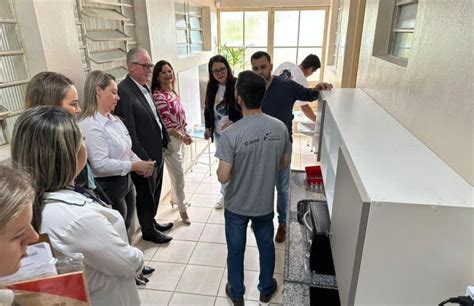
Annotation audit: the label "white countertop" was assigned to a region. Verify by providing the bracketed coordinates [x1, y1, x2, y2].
[320, 89, 472, 207]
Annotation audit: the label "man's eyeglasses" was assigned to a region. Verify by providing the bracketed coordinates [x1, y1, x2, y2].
[133, 62, 154, 70]
[212, 67, 227, 75]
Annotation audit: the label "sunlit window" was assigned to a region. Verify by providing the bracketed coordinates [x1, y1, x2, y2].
[389, 0, 418, 59]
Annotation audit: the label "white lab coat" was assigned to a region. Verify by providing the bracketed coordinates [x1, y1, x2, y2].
[41, 189, 143, 306]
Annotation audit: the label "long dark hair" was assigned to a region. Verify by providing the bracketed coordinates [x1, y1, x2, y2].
[151, 60, 177, 94]
[204, 55, 236, 111]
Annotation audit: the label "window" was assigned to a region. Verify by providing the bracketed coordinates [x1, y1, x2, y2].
[175, 0, 203, 57]
[219, 10, 268, 71]
[0, 0, 30, 144]
[273, 9, 326, 82]
[74, 0, 138, 81]
[219, 8, 327, 80]
[333, 0, 343, 69]
[389, 0, 418, 59]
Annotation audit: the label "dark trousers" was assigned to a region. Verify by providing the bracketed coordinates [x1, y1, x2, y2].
[131, 163, 164, 233]
[96, 174, 136, 231]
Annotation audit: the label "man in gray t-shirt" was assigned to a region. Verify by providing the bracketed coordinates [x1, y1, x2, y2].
[216, 71, 290, 305]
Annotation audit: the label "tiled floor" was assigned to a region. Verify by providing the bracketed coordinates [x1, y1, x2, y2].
[136, 135, 316, 305]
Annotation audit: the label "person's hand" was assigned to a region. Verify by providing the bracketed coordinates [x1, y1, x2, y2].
[182, 133, 193, 145]
[132, 160, 155, 177]
[314, 82, 333, 91]
[221, 120, 233, 131]
[204, 128, 211, 140]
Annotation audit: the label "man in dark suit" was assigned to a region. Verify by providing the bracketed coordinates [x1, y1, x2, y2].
[114, 47, 173, 244]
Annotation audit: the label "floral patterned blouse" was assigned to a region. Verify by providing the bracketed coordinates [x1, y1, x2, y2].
[152, 89, 187, 132]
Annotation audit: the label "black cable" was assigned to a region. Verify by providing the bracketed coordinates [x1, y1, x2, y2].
[438, 296, 474, 306]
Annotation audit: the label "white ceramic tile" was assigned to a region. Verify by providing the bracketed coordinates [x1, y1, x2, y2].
[185, 206, 212, 223]
[189, 242, 227, 267]
[201, 173, 219, 183]
[184, 171, 207, 183]
[189, 163, 211, 173]
[175, 265, 224, 296]
[190, 193, 220, 208]
[207, 208, 225, 224]
[146, 262, 186, 291]
[200, 223, 227, 244]
[243, 246, 260, 272]
[168, 221, 205, 241]
[275, 248, 285, 274]
[194, 182, 222, 195]
[156, 203, 179, 221]
[137, 239, 160, 261]
[151, 240, 196, 264]
[138, 289, 173, 306]
[183, 181, 200, 196]
[169, 292, 215, 305]
[214, 297, 259, 306]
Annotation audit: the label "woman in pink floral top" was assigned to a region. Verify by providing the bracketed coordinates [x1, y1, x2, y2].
[151, 60, 192, 224]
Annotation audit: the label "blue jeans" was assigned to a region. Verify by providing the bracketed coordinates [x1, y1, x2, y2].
[224, 209, 275, 299]
[276, 167, 290, 225]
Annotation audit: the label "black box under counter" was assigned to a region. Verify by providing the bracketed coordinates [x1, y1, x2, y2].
[283, 170, 338, 305]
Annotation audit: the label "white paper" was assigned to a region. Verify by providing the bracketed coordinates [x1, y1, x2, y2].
[0, 242, 57, 285]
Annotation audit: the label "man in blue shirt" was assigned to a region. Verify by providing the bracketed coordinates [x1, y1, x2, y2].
[251, 51, 332, 243]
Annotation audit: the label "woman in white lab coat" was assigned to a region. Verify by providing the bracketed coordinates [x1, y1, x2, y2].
[11, 106, 144, 306]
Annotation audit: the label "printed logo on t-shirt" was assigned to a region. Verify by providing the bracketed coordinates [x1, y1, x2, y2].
[215, 100, 228, 121]
[264, 131, 282, 141]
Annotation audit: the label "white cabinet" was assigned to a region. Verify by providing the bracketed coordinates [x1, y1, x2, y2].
[319, 89, 473, 305]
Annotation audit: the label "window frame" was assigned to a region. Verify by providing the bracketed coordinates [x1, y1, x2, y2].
[217, 6, 329, 82]
[175, 1, 204, 58]
[388, 0, 418, 63]
[0, 3, 30, 145]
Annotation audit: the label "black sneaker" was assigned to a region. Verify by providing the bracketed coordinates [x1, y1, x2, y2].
[225, 283, 245, 306]
[259, 278, 277, 304]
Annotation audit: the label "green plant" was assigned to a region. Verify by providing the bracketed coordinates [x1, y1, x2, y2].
[217, 43, 247, 73]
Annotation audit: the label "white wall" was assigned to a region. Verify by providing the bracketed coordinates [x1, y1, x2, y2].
[357, 0, 473, 185]
[15, 0, 85, 99]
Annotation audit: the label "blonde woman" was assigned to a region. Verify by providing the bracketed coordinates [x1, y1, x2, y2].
[11, 106, 144, 306]
[0, 165, 39, 277]
[151, 60, 192, 224]
[0, 165, 39, 305]
[79, 70, 154, 233]
[25, 71, 112, 207]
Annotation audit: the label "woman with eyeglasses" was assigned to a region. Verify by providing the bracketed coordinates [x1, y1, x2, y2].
[204, 55, 242, 209]
[11, 106, 144, 306]
[151, 60, 192, 225]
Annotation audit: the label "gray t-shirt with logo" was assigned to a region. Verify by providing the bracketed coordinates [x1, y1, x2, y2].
[215, 113, 291, 216]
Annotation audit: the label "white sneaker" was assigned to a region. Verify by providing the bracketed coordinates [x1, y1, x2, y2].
[215, 194, 224, 209]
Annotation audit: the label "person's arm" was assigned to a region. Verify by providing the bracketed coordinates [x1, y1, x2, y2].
[279, 127, 292, 170]
[289, 79, 320, 102]
[301, 104, 317, 121]
[217, 160, 232, 184]
[115, 86, 150, 160]
[57, 212, 144, 277]
[80, 120, 133, 177]
[215, 133, 234, 183]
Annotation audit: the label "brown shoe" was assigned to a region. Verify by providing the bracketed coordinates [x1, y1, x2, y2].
[275, 224, 286, 243]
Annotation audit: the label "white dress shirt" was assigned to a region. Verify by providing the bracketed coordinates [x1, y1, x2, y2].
[41, 189, 144, 306]
[79, 112, 140, 178]
[130, 77, 163, 135]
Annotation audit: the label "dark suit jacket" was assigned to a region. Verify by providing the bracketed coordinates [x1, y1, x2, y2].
[114, 75, 169, 167]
